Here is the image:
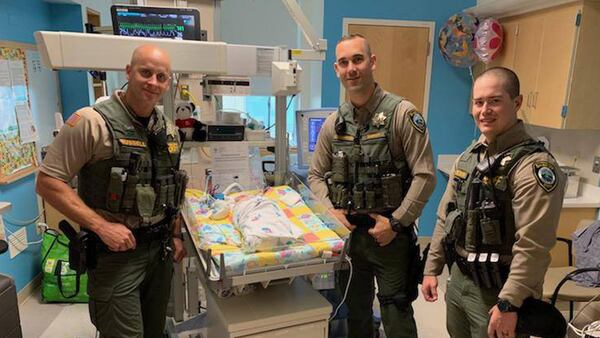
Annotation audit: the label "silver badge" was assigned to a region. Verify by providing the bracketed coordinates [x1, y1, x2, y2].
[372, 112, 387, 127]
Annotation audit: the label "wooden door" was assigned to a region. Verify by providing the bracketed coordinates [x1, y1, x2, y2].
[533, 3, 581, 128]
[511, 14, 543, 123]
[346, 23, 432, 115]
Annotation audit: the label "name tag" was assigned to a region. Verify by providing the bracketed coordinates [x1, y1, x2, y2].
[118, 139, 146, 148]
[453, 169, 469, 180]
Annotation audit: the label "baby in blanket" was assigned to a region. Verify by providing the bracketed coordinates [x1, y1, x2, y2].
[232, 194, 305, 252]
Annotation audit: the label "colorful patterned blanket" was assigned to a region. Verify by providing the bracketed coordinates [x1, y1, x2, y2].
[184, 186, 345, 275]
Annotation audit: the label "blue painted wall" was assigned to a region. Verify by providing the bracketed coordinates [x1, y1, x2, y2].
[0, 0, 84, 292]
[0, 0, 53, 292]
[322, 0, 477, 235]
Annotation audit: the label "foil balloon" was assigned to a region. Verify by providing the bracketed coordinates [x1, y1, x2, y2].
[438, 12, 479, 68]
[474, 18, 504, 64]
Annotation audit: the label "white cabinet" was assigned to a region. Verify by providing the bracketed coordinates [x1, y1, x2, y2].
[206, 278, 331, 338]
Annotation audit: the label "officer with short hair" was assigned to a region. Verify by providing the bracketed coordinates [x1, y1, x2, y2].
[308, 34, 436, 338]
[421, 67, 565, 338]
[36, 45, 187, 337]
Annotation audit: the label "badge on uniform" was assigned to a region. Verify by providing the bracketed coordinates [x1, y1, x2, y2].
[167, 142, 179, 154]
[372, 112, 387, 128]
[408, 111, 426, 133]
[533, 161, 558, 192]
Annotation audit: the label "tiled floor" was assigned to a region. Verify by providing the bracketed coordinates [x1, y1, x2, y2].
[19, 271, 600, 338]
[18, 270, 450, 338]
[19, 288, 95, 338]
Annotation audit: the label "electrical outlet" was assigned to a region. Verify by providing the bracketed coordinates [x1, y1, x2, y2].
[36, 222, 47, 235]
[593, 156, 600, 174]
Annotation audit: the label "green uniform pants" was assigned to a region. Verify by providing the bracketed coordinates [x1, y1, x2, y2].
[446, 264, 527, 338]
[337, 229, 418, 338]
[88, 239, 173, 338]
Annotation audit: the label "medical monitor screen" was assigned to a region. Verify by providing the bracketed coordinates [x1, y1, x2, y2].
[296, 109, 336, 168]
[111, 5, 201, 40]
[308, 117, 326, 152]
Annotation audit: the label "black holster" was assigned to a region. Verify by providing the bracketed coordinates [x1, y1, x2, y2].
[443, 238, 457, 270]
[59, 220, 97, 274]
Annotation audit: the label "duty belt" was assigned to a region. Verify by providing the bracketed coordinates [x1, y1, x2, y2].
[132, 221, 170, 242]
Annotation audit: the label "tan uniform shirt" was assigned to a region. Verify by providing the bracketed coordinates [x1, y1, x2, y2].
[40, 91, 158, 228]
[308, 85, 436, 226]
[424, 121, 566, 307]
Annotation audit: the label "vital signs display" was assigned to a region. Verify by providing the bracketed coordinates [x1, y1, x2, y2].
[111, 5, 201, 41]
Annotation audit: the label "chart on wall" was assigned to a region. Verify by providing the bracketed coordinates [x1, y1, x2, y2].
[0, 44, 37, 181]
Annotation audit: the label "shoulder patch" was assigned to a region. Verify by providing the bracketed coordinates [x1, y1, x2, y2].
[407, 111, 426, 133]
[65, 112, 82, 127]
[532, 161, 558, 192]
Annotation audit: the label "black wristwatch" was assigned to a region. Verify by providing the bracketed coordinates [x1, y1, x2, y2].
[389, 217, 404, 233]
[497, 299, 519, 312]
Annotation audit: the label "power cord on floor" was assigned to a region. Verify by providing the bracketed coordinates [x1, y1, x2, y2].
[568, 290, 600, 337]
[570, 320, 600, 337]
[329, 255, 352, 321]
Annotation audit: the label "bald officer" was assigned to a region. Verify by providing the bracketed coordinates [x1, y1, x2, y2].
[309, 34, 436, 338]
[37, 45, 187, 337]
[421, 67, 565, 338]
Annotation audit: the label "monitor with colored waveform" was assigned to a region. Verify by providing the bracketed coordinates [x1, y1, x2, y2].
[111, 5, 201, 41]
[295, 108, 336, 168]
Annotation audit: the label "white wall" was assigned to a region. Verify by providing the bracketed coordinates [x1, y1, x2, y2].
[526, 125, 600, 186]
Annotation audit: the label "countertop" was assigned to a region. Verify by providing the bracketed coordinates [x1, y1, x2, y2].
[437, 154, 600, 209]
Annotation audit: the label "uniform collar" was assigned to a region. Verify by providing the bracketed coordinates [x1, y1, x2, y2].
[348, 84, 386, 125]
[115, 90, 157, 129]
[474, 120, 531, 155]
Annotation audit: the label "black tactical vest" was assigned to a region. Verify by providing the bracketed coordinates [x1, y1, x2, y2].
[78, 96, 182, 227]
[327, 93, 411, 214]
[451, 139, 547, 258]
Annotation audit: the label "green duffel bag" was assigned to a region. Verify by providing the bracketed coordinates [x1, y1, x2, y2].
[40, 228, 89, 303]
